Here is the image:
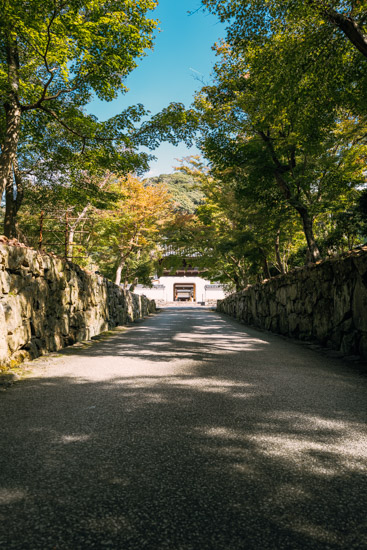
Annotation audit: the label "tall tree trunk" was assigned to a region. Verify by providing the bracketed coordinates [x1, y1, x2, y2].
[123, 265, 130, 289]
[260, 249, 271, 279]
[257, 130, 321, 263]
[4, 178, 16, 238]
[1, 40, 21, 201]
[275, 229, 285, 274]
[4, 159, 24, 238]
[296, 205, 321, 262]
[115, 258, 124, 285]
[235, 276, 241, 292]
[1, 104, 22, 206]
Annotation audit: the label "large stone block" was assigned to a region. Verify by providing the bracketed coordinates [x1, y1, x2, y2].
[332, 281, 353, 325]
[312, 299, 334, 342]
[8, 273, 29, 294]
[303, 276, 319, 295]
[0, 302, 9, 364]
[303, 293, 317, 315]
[0, 270, 10, 293]
[60, 314, 70, 336]
[7, 247, 25, 271]
[7, 321, 31, 352]
[3, 297, 23, 334]
[298, 316, 313, 338]
[287, 283, 298, 301]
[332, 256, 354, 281]
[358, 332, 367, 360]
[30, 313, 47, 338]
[257, 296, 269, 317]
[316, 261, 333, 280]
[353, 252, 367, 278]
[352, 275, 367, 331]
[275, 286, 288, 306]
[29, 253, 44, 277]
[270, 316, 279, 332]
[44, 331, 64, 352]
[278, 310, 289, 334]
[17, 286, 34, 319]
[288, 313, 300, 335]
[340, 331, 359, 355]
[264, 316, 272, 330]
[293, 297, 307, 314]
[269, 299, 278, 317]
[11, 349, 32, 364]
[0, 245, 8, 268]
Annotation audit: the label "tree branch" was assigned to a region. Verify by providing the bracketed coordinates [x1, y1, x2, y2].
[326, 8, 367, 58]
[256, 129, 293, 200]
[21, 84, 79, 111]
[309, 1, 367, 58]
[37, 105, 87, 154]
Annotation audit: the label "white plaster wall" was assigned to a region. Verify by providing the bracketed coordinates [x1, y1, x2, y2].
[135, 285, 165, 301]
[204, 288, 227, 301]
[134, 276, 227, 303]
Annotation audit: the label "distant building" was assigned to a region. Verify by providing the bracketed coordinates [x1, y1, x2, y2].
[134, 249, 227, 305]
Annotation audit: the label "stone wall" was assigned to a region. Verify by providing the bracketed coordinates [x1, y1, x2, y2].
[0, 244, 156, 367]
[217, 248, 367, 359]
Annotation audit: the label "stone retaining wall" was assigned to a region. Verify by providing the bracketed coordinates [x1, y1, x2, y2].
[0, 244, 155, 367]
[217, 248, 367, 359]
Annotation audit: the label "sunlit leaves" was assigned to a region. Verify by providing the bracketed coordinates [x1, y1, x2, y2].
[90, 175, 174, 284]
[0, 0, 158, 104]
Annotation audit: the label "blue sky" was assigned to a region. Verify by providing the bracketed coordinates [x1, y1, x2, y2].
[88, 1, 224, 177]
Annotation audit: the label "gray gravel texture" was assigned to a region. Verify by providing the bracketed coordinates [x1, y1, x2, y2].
[0, 306, 367, 550]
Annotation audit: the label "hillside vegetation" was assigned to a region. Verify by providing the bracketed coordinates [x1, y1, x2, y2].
[144, 173, 205, 214]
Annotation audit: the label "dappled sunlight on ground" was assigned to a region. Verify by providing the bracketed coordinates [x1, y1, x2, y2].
[1, 308, 367, 549]
[196, 414, 367, 478]
[0, 488, 28, 505]
[58, 434, 92, 444]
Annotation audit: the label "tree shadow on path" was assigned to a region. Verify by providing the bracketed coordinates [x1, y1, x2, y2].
[0, 307, 366, 549]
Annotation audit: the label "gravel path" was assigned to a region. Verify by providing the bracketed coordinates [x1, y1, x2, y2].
[1, 306, 367, 550]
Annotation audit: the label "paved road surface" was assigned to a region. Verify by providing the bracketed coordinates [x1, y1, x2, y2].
[1, 306, 367, 549]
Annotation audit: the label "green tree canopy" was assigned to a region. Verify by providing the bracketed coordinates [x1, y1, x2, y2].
[0, 0, 158, 226]
[201, 0, 367, 60]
